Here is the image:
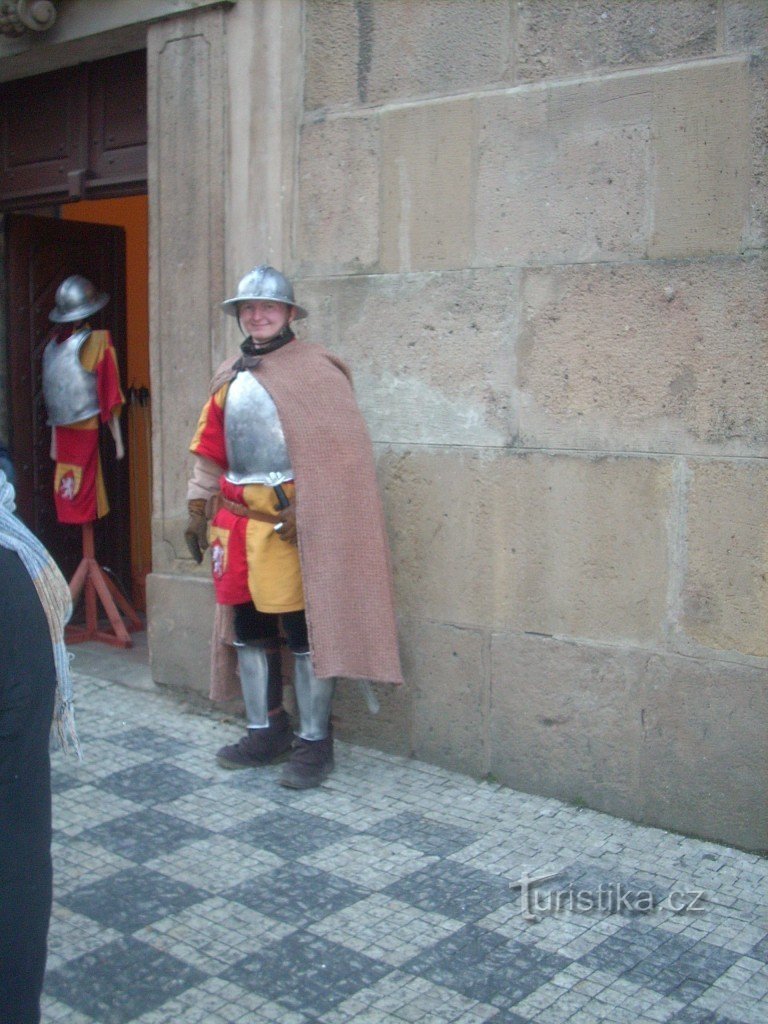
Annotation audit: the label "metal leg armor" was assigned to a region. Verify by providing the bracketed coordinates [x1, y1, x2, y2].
[216, 645, 292, 769]
[236, 644, 277, 729]
[292, 652, 335, 741]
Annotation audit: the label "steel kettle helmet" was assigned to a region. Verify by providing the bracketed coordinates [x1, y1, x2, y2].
[49, 275, 109, 324]
[220, 265, 308, 320]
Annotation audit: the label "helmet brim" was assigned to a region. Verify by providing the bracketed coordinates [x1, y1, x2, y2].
[220, 298, 308, 320]
[49, 291, 110, 323]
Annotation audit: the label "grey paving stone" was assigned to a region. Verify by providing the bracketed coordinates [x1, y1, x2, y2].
[51, 765, 88, 796]
[668, 1010, 750, 1024]
[118, 726, 190, 759]
[223, 861, 370, 926]
[384, 858, 514, 921]
[44, 936, 207, 1024]
[749, 934, 768, 962]
[401, 924, 572, 1009]
[223, 805, 355, 858]
[223, 931, 392, 1015]
[79, 807, 213, 864]
[581, 926, 741, 999]
[321, 969, 506, 1024]
[94, 761, 211, 804]
[39, 666, 767, 1024]
[365, 810, 482, 857]
[60, 866, 208, 933]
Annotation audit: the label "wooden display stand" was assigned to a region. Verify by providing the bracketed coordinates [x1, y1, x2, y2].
[66, 521, 143, 648]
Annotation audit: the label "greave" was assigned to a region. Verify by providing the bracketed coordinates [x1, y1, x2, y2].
[292, 652, 335, 741]
[236, 644, 280, 729]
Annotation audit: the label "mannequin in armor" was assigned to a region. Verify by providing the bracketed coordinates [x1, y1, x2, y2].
[42, 276, 125, 524]
[186, 265, 403, 789]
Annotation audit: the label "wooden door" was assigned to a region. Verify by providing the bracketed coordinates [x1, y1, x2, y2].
[5, 213, 131, 592]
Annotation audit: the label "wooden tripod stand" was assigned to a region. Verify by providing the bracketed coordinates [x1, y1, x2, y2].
[66, 521, 143, 648]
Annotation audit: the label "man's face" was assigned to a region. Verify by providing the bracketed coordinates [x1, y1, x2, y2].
[238, 300, 294, 343]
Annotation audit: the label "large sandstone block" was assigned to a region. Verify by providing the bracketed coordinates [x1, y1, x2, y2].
[297, 270, 518, 447]
[332, 672, 411, 756]
[304, 0, 512, 110]
[639, 651, 767, 851]
[406, 618, 489, 779]
[682, 460, 768, 657]
[649, 58, 750, 257]
[295, 116, 379, 274]
[748, 55, 767, 249]
[224, 0, 302, 280]
[378, 447, 495, 628]
[379, 448, 672, 646]
[490, 633, 645, 820]
[490, 632, 767, 850]
[487, 452, 672, 643]
[148, 13, 226, 559]
[475, 82, 650, 265]
[147, 572, 217, 697]
[516, 0, 718, 83]
[380, 100, 474, 272]
[724, 1, 768, 51]
[476, 57, 752, 266]
[517, 256, 768, 455]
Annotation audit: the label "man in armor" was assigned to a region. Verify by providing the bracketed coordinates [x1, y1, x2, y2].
[186, 266, 402, 789]
[41, 275, 124, 524]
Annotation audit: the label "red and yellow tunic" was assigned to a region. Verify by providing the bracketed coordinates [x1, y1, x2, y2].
[190, 380, 304, 612]
[51, 326, 124, 524]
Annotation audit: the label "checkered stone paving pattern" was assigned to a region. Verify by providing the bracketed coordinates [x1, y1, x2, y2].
[43, 670, 767, 1023]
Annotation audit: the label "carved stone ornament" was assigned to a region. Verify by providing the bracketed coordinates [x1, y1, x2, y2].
[0, 0, 58, 37]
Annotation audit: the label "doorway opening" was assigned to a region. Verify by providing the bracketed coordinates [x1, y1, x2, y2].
[1, 48, 149, 613]
[61, 196, 151, 609]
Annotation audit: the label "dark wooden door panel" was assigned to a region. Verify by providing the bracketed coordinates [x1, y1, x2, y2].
[0, 51, 146, 208]
[6, 213, 131, 592]
[88, 51, 148, 188]
[1, 68, 85, 204]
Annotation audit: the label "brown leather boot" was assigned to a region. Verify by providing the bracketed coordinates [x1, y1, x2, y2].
[216, 708, 293, 769]
[278, 729, 334, 789]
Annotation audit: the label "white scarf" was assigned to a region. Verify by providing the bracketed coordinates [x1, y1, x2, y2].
[0, 469, 80, 755]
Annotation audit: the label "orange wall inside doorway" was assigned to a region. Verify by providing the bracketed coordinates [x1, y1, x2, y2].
[62, 195, 149, 387]
[62, 195, 151, 608]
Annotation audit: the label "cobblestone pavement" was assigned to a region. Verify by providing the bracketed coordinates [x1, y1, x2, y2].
[43, 663, 767, 1024]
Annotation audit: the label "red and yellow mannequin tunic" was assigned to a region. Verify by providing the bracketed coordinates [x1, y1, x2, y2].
[189, 380, 303, 614]
[50, 326, 124, 524]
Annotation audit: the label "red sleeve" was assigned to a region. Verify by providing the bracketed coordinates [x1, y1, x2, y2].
[95, 334, 125, 423]
[189, 386, 228, 468]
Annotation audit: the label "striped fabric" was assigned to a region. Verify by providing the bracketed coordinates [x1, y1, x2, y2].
[0, 469, 80, 756]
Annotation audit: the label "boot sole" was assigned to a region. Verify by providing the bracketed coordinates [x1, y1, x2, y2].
[278, 763, 335, 789]
[216, 749, 292, 770]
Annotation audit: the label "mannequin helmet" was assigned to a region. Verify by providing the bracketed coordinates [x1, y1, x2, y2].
[49, 275, 109, 324]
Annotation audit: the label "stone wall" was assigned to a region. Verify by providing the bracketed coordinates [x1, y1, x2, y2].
[143, 0, 767, 850]
[289, 0, 767, 851]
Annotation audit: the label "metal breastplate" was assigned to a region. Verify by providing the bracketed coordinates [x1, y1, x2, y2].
[42, 329, 100, 426]
[224, 370, 293, 485]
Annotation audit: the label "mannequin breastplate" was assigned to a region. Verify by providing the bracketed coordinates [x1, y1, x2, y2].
[42, 329, 100, 426]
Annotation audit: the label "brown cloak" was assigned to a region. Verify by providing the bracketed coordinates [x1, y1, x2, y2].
[207, 339, 403, 697]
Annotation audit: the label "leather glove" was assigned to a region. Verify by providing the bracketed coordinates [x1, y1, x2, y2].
[274, 502, 298, 544]
[185, 498, 209, 563]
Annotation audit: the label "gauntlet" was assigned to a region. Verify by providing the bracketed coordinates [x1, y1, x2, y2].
[184, 498, 209, 563]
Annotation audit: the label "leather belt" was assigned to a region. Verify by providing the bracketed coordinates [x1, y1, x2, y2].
[215, 494, 281, 525]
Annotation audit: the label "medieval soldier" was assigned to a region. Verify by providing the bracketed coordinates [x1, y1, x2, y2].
[42, 275, 125, 523]
[186, 266, 402, 789]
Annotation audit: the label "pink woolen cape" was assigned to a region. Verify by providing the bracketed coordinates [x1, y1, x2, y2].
[208, 339, 403, 700]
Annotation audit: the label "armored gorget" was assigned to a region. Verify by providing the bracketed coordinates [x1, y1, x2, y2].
[42, 329, 100, 426]
[224, 370, 293, 486]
